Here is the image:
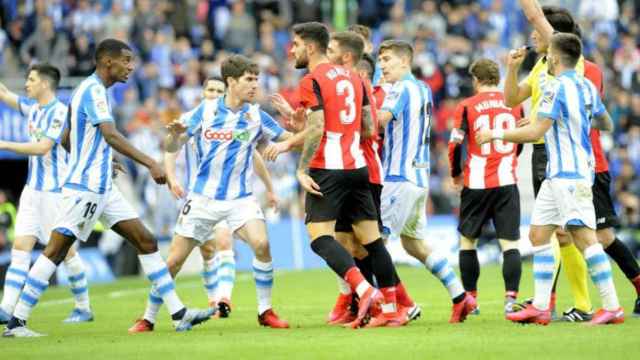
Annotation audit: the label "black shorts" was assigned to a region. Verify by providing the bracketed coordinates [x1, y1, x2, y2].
[593, 171, 619, 230]
[305, 167, 378, 225]
[458, 184, 520, 241]
[532, 144, 548, 197]
[335, 183, 383, 233]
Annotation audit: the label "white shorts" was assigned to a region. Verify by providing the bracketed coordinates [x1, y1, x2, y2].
[531, 178, 596, 229]
[380, 181, 429, 240]
[174, 194, 264, 244]
[15, 187, 62, 244]
[53, 185, 138, 242]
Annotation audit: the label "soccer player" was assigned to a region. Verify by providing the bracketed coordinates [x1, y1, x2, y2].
[448, 59, 524, 316]
[273, 22, 397, 328]
[0, 64, 94, 324]
[478, 32, 623, 325]
[2, 39, 213, 338]
[324, 31, 420, 325]
[377, 40, 476, 323]
[162, 54, 290, 329]
[130, 76, 280, 332]
[508, 0, 640, 319]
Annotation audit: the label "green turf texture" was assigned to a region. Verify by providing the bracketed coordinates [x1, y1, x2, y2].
[3, 263, 639, 359]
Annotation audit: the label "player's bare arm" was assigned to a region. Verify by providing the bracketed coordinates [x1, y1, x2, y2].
[0, 81, 20, 110]
[476, 118, 552, 145]
[0, 137, 55, 156]
[164, 150, 185, 199]
[592, 110, 614, 132]
[99, 121, 166, 184]
[263, 121, 308, 161]
[252, 150, 278, 209]
[377, 110, 394, 128]
[296, 109, 324, 196]
[504, 48, 532, 107]
[361, 105, 375, 138]
[519, 0, 555, 43]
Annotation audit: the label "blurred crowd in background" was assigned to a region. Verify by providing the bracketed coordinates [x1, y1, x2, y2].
[0, 0, 639, 258]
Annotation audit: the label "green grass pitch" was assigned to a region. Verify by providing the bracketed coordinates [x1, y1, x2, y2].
[3, 263, 640, 359]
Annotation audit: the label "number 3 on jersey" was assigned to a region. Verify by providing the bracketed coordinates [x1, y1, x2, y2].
[474, 113, 516, 155]
[336, 79, 356, 124]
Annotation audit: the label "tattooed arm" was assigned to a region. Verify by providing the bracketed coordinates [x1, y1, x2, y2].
[296, 109, 325, 196]
[361, 105, 375, 138]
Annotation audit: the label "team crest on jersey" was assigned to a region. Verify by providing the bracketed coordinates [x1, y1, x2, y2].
[51, 118, 63, 129]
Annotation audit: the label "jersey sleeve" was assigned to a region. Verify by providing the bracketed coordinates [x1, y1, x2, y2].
[299, 76, 322, 111]
[185, 104, 205, 138]
[259, 110, 284, 141]
[449, 103, 467, 143]
[537, 81, 563, 122]
[590, 83, 606, 118]
[381, 82, 407, 120]
[86, 84, 114, 125]
[17, 96, 36, 117]
[44, 104, 68, 144]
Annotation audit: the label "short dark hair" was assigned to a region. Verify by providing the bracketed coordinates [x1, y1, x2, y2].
[292, 22, 329, 53]
[331, 31, 364, 63]
[220, 55, 259, 86]
[378, 40, 414, 62]
[542, 6, 580, 36]
[550, 32, 582, 68]
[28, 63, 61, 90]
[95, 38, 132, 62]
[356, 53, 376, 81]
[204, 76, 224, 87]
[347, 24, 371, 41]
[469, 58, 500, 86]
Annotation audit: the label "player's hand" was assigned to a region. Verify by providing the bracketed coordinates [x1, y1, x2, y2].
[167, 177, 185, 199]
[263, 141, 291, 161]
[296, 170, 322, 196]
[266, 190, 279, 211]
[452, 175, 463, 191]
[287, 108, 307, 132]
[507, 47, 527, 69]
[475, 129, 493, 145]
[517, 117, 530, 127]
[270, 93, 294, 118]
[166, 120, 187, 136]
[148, 162, 167, 185]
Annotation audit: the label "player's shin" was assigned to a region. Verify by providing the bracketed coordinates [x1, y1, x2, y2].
[531, 244, 556, 311]
[10, 255, 57, 327]
[584, 243, 621, 311]
[216, 250, 236, 303]
[0, 249, 31, 316]
[425, 252, 465, 303]
[137, 252, 186, 319]
[64, 252, 91, 311]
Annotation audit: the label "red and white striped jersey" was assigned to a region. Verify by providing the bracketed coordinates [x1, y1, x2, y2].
[299, 63, 367, 170]
[448, 91, 524, 189]
[361, 78, 383, 185]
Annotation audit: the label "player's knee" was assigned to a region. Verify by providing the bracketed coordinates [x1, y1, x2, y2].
[253, 238, 271, 260]
[42, 244, 68, 265]
[597, 228, 615, 247]
[133, 230, 158, 254]
[528, 228, 547, 247]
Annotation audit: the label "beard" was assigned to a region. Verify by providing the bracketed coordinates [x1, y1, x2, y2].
[294, 53, 309, 69]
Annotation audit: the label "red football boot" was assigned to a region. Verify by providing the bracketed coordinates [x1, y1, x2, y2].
[506, 303, 551, 325]
[345, 287, 383, 329]
[128, 318, 154, 334]
[588, 308, 624, 325]
[449, 293, 477, 324]
[258, 309, 290, 329]
[327, 293, 353, 324]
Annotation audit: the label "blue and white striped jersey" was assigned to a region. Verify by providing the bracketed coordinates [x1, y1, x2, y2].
[64, 73, 115, 194]
[185, 97, 284, 201]
[18, 96, 68, 192]
[177, 106, 205, 191]
[380, 73, 433, 188]
[537, 70, 604, 181]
